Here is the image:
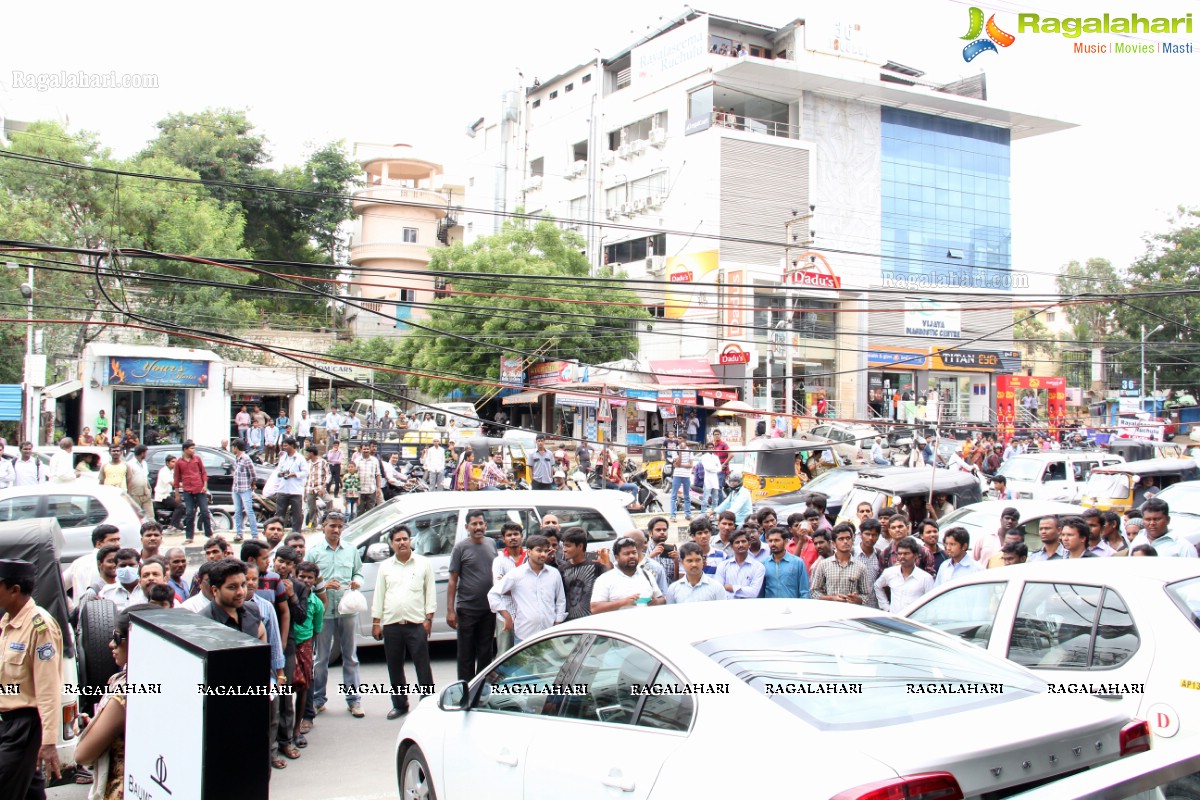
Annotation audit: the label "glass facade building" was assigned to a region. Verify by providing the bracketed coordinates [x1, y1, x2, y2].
[880, 108, 1011, 290]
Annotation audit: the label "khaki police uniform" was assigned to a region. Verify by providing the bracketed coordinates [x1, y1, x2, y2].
[0, 573, 63, 800]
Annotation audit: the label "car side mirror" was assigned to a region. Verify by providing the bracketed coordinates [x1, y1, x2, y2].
[224, 464, 233, 474]
[366, 543, 390, 562]
[439, 680, 469, 711]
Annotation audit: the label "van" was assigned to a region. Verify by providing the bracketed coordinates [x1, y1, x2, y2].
[341, 489, 636, 646]
[349, 399, 400, 424]
[995, 452, 1124, 503]
[408, 402, 482, 445]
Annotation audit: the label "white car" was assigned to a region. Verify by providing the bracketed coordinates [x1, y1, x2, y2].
[0, 483, 143, 563]
[344, 490, 636, 645]
[905, 558, 1200, 744]
[996, 452, 1124, 503]
[396, 600, 1146, 800]
[933, 499, 1088, 553]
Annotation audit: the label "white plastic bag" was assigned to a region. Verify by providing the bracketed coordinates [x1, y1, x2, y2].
[338, 588, 368, 616]
[262, 470, 281, 499]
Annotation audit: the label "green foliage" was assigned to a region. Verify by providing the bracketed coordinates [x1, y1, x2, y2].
[1013, 309, 1056, 357]
[1112, 207, 1200, 392]
[1056, 257, 1122, 341]
[332, 218, 646, 396]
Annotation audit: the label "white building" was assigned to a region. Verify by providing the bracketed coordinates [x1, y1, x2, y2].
[459, 10, 1071, 424]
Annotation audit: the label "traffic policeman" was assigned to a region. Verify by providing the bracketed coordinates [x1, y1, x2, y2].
[0, 559, 63, 799]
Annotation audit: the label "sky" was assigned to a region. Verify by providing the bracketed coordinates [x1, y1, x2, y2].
[2, 0, 1197, 293]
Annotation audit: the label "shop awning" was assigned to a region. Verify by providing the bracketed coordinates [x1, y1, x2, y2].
[502, 390, 545, 406]
[228, 367, 299, 395]
[43, 379, 83, 400]
[647, 359, 718, 385]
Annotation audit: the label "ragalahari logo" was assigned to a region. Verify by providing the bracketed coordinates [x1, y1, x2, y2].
[961, 7, 1016, 61]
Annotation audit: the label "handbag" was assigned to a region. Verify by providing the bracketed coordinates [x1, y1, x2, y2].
[262, 470, 281, 499]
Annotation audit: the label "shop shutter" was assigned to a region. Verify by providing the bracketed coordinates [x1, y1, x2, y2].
[0, 385, 21, 421]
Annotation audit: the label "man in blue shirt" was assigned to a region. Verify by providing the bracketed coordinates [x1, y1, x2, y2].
[762, 528, 809, 598]
[935, 527, 984, 586]
[712, 472, 753, 526]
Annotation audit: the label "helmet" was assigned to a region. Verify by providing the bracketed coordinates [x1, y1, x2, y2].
[726, 471, 743, 488]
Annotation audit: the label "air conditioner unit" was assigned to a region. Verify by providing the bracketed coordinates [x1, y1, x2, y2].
[649, 128, 667, 147]
[635, 197, 650, 211]
[601, 151, 616, 167]
[645, 255, 666, 274]
[523, 176, 543, 192]
[569, 160, 587, 178]
[647, 194, 665, 209]
[630, 140, 648, 156]
[620, 202, 635, 216]
[617, 143, 631, 159]
[605, 207, 619, 220]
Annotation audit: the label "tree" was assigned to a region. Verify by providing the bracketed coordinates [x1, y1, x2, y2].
[1112, 207, 1200, 394]
[1013, 309, 1056, 357]
[332, 218, 646, 396]
[1056, 258, 1122, 342]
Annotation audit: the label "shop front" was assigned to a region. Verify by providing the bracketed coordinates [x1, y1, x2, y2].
[226, 365, 303, 436]
[929, 348, 1023, 425]
[78, 344, 226, 447]
[867, 347, 929, 421]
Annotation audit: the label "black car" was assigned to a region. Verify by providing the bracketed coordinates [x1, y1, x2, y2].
[144, 445, 272, 506]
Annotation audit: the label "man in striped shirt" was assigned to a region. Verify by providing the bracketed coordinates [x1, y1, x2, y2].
[688, 517, 725, 576]
[304, 446, 330, 529]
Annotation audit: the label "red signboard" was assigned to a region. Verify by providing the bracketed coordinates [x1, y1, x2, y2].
[699, 389, 739, 400]
[669, 271, 693, 283]
[783, 252, 840, 290]
[718, 344, 752, 365]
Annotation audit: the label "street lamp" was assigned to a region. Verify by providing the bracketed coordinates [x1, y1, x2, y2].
[1141, 323, 1164, 409]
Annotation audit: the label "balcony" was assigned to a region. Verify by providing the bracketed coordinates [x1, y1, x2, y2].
[693, 111, 799, 140]
[351, 184, 449, 214]
[349, 241, 431, 265]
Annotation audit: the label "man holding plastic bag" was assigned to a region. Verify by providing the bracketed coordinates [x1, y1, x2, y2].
[309, 512, 367, 718]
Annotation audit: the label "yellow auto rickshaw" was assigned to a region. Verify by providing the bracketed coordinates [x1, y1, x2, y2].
[736, 438, 845, 501]
[1080, 457, 1200, 512]
[461, 437, 531, 486]
[641, 437, 669, 485]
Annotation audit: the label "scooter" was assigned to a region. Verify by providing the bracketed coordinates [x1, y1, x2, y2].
[625, 467, 665, 514]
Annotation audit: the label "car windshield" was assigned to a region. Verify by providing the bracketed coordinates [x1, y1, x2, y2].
[1154, 482, 1200, 516]
[933, 506, 989, 534]
[1166, 577, 1200, 632]
[1082, 472, 1131, 500]
[997, 457, 1047, 483]
[342, 496, 405, 540]
[799, 469, 857, 501]
[696, 617, 1042, 730]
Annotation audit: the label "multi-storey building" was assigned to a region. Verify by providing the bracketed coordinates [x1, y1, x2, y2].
[346, 143, 463, 338]
[460, 10, 1071, 425]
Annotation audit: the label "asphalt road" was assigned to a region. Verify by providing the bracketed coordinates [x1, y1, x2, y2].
[50, 642, 459, 800]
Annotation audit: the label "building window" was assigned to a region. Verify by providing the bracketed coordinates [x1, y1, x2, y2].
[648, 305, 665, 318]
[565, 83, 574, 93]
[550, 90, 558, 100]
[604, 234, 666, 266]
[403, 228, 418, 243]
[1045, 312, 1056, 323]
[468, 176, 475, 187]
[582, 73, 592, 84]
[572, 140, 588, 161]
[395, 289, 416, 325]
[607, 111, 668, 150]
[532, 99, 541, 108]
[362, 301, 382, 314]
[530, 157, 544, 177]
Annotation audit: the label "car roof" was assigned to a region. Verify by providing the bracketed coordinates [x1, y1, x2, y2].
[362, 488, 637, 513]
[1090, 457, 1199, 475]
[942, 557, 1200, 586]
[0, 482, 131, 499]
[947, 499, 1087, 518]
[749, 437, 835, 452]
[1005, 452, 1114, 462]
[853, 466, 980, 493]
[549, 597, 886, 645]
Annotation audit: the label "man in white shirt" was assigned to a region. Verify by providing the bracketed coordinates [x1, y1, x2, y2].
[98, 548, 144, 610]
[12, 441, 45, 486]
[488, 534, 566, 646]
[48, 436, 80, 482]
[590, 537, 664, 613]
[324, 408, 343, 443]
[180, 561, 218, 612]
[0, 440, 13, 489]
[874, 536, 934, 611]
[422, 441, 445, 491]
[67, 524, 122, 608]
[273, 438, 309, 532]
[296, 410, 313, 448]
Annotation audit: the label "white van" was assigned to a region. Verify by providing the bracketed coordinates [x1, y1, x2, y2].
[996, 451, 1124, 503]
[349, 399, 401, 424]
[409, 402, 482, 444]
[343, 489, 635, 646]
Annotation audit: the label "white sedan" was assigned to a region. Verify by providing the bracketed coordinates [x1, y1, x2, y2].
[905, 558, 1200, 744]
[396, 600, 1148, 800]
[933, 499, 1087, 553]
[0, 483, 142, 562]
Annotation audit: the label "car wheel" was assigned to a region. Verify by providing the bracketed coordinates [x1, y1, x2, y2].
[77, 598, 119, 715]
[209, 509, 233, 532]
[399, 745, 437, 800]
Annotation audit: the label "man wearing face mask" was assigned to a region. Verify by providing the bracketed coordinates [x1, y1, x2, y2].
[98, 549, 143, 610]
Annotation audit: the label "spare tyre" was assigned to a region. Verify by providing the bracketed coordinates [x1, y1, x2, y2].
[76, 598, 119, 715]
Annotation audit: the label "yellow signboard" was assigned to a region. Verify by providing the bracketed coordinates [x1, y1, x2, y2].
[664, 250, 720, 319]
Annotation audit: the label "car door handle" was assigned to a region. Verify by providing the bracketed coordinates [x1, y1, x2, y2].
[602, 768, 635, 792]
[495, 747, 519, 767]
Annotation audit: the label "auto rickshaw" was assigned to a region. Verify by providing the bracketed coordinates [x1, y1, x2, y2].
[736, 438, 844, 501]
[397, 429, 445, 468]
[835, 467, 983, 526]
[1079, 457, 1200, 512]
[460, 436, 531, 486]
[641, 437, 669, 486]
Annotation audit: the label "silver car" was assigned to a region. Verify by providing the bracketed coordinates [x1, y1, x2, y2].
[0, 482, 143, 563]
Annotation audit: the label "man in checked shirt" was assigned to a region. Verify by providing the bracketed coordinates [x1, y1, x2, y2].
[304, 446, 331, 529]
[810, 523, 871, 604]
